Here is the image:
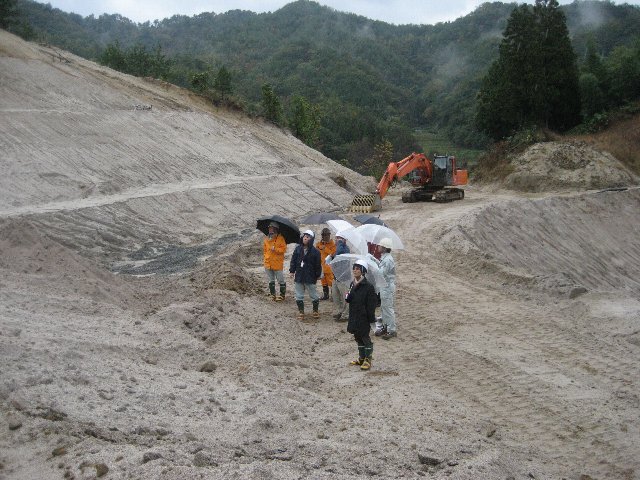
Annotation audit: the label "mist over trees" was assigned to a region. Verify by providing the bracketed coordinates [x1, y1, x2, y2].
[7, 0, 640, 172]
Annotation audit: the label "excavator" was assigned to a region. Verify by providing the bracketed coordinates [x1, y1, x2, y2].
[350, 152, 468, 213]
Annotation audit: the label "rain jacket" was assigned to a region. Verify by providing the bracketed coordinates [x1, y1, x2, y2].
[379, 252, 396, 293]
[316, 239, 336, 279]
[345, 276, 377, 336]
[289, 243, 322, 284]
[335, 240, 350, 256]
[263, 234, 287, 270]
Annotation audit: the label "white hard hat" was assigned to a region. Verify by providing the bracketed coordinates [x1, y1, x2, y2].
[302, 229, 315, 238]
[353, 260, 368, 274]
[336, 230, 347, 239]
[379, 237, 393, 249]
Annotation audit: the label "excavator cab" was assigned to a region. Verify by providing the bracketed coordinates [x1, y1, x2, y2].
[432, 155, 453, 187]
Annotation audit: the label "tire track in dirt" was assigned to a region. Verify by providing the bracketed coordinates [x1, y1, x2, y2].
[365, 190, 640, 479]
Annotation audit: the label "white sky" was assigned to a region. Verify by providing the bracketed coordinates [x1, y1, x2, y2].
[43, 0, 640, 26]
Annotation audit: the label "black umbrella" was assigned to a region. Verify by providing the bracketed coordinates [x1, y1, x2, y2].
[300, 212, 343, 224]
[256, 215, 301, 244]
[354, 214, 387, 227]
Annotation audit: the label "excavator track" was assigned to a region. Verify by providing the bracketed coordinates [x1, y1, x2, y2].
[402, 187, 465, 203]
[349, 194, 381, 213]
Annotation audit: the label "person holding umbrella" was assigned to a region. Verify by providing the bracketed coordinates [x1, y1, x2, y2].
[263, 221, 288, 301]
[289, 230, 322, 321]
[375, 237, 397, 339]
[346, 259, 377, 370]
[327, 232, 350, 321]
[316, 227, 336, 301]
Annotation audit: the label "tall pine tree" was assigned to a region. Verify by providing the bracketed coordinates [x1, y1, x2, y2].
[534, 0, 581, 131]
[476, 0, 581, 140]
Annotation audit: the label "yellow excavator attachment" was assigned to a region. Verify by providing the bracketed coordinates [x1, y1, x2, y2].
[349, 194, 382, 213]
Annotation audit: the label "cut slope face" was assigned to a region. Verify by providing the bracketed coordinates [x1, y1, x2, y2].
[504, 141, 637, 192]
[438, 188, 640, 296]
[0, 30, 373, 264]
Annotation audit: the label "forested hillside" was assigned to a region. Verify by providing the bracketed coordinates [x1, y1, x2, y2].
[7, 0, 640, 171]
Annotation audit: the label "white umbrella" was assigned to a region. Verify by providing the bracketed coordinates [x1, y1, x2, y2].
[328, 254, 386, 292]
[336, 228, 368, 255]
[326, 219, 368, 255]
[326, 219, 353, 235]
[354, 224, 405, 250]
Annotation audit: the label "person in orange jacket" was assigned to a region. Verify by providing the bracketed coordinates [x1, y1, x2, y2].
[263, 221, 287, 301]
[315, 227, 336, 300]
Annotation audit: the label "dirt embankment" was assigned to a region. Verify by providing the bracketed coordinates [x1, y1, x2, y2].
[503, 141, 637, 192]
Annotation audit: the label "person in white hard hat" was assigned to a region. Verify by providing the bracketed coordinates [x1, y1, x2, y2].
[345, 260, 377, 370]
[375, 237, 397, 339]
[289, 230, 322, 321]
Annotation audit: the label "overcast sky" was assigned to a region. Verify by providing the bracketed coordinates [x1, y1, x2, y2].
[43, 0, 640, 25]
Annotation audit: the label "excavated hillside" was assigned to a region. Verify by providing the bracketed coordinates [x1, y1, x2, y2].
[0, 30, 373, 273]
[1, 30, 639, 480]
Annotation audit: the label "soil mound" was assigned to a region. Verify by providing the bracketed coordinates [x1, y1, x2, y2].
[504, 141, 638, 192]
[437, 188, 640, 296]
[0, 218, 134, 306]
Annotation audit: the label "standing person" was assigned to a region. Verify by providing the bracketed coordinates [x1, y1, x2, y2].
[289, 230, 322, 320]
[263, 221, 287, 301]
[316, 227, 336, 300]
[375, 237, 397, 339]
[346, 260, 378, 370]
[327, 232, 350, 322]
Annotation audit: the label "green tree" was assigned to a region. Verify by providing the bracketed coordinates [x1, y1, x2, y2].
[213, 66, 232, 99]
[261, 84, 284, 126]
[534, 0, 581, 131]
[579, 73, 606, 118]
[363, 139, 393, 179]
[0, 0, 18, 28]
[190, 71, 210, 92]
[606, 42, 640, 105]
[476, 0, 581, 140]
[98, 41, 127, 72]
[288, 95, 320, 147]
[98, 42, 170, 80]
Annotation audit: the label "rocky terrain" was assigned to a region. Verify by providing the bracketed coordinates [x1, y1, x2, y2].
[1, 30, 639, 480]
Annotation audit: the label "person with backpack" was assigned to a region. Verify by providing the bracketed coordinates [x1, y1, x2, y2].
[289, 230, 322, 320]
[346, 260, 377, 371]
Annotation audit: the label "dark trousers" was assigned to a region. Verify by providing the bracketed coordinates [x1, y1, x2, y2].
[354, 333, 373, 359]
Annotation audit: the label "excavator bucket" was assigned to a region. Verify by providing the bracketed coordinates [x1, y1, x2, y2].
[349, 194, 382, 213]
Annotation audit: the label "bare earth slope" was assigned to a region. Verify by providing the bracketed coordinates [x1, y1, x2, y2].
[1, 31, 639, 480]
[0, 30, 373, 268]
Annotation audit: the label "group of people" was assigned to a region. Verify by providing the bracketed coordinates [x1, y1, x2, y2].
[263, 221, 397, 371]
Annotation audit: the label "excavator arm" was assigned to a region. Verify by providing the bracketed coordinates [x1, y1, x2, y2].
[350, 153, 433, 213]
[376, 153, 433, 198]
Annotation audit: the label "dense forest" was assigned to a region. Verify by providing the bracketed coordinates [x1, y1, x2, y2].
[4, 0, 640, 172]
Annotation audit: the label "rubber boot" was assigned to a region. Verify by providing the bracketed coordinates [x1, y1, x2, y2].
[275, 283, 286, 302]
[321, 285, 329, 300]
[296, 301, 304, 320]
[312, 300, 320, 319]
[360, 357, 372, 371]
[268, 282, 276, 300]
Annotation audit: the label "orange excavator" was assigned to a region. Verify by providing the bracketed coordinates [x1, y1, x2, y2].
[350, 152, 468, 212]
